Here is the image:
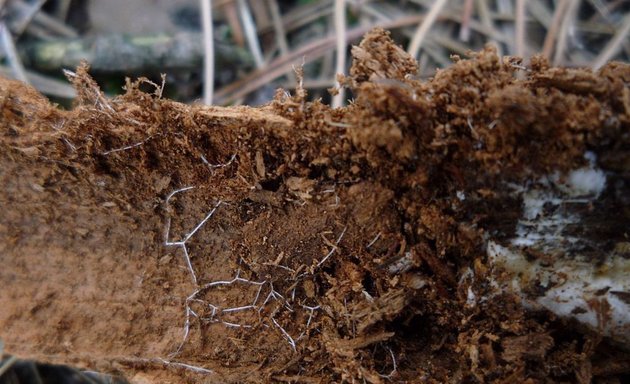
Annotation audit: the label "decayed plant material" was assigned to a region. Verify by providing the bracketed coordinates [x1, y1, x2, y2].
[1, 29, 629, 383]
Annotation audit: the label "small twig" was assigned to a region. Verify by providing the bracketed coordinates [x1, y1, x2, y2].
[332, 0, 346, 108]
[592, 12, 630, 70]
[0, 65, 76, 98]
[542, 0, 569, 59]
[459, 0, 474, 42]
[476, 0, 501, 55]
[407, 0, 448, 59]
[52, 0, 72, 21]
[224, 1, 245, 46]
[349, 0, 387, 22]
[269, 0, 289, 56]
[3, 0, 44, 36]
[279, 0, 334, 33]
[324, 119, 351, 128]
[0, 355, 18, 377]
[515, 0, 526, 58]
[5, 0, 76, 38]
[200, 0, 214, 105]
[527, 0, 552, 28]
[214, 15, 425, 105]
[0, 23, 28, 83]
[554, 0, 580, 66]
[24, 32, 252, 73]
[237, 0, 264, 68]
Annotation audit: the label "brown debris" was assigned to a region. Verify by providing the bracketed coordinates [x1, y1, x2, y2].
[346, 27, 418, 85]
[1, 28, 629, 382]
[501, 332, 554, 362]
[352, 289, 409, 334]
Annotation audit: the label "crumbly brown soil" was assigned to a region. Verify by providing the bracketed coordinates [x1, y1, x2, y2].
[1, 29, 630, 383]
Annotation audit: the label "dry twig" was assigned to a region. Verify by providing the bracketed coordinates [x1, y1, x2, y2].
[0, 22, 28, 83]
[332, 0, 346, 108]
[238, 0, 264, 68]
[554, 0, 580, 66]
[593, 12, 630, 70]
[542, 0, 570, 59]
[200, 0, 214, 105]
[407, 0, 448, 59]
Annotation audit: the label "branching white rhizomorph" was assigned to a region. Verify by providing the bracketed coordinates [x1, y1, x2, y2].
[164, 186, 223, 285]
[316, 226, 347, 267]
[173, 270, 266, 354]
[200, 153, 237, 173]
[297, 304, 320, 341]
[173, 268, 324, 354]
[163, 187, 330, 354]
[378, 347, 398, 379]
[101, 135, 156, 155]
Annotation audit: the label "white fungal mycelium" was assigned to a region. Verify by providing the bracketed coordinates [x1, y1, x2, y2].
[486, 153, 630, 347]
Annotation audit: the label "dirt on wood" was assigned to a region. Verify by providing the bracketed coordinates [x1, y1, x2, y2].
[1, 28, 629, 383]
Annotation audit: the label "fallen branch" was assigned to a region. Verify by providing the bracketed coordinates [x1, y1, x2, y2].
[19, 32, 253, 73]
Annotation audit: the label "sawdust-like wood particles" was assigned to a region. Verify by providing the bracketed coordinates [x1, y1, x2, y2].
[1, 28, 629, 383]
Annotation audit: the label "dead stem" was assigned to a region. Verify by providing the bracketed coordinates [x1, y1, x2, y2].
[407, 0, 448, 59]
[593, 12, 630, 70]
[554, 0, 580, 66]
[542, 0, 569, 59]
[0, 23, 28, 83]
[200, 0, 214, 105]
[332, 0, 347, 108]
[238, 0, 264, 68]
[515, 0, 526, 57]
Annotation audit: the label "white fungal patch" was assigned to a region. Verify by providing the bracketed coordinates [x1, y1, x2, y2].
[511, 161, 606, 250]
[388, 251, 416, 274]
[565, 167, 607, 197]
[487, 157, 630, 347]
[466, 286, 476, 307]
[488, 241, 630, 346]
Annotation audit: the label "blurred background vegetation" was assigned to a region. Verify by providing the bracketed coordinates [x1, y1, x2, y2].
[1, 0, 629, 107]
